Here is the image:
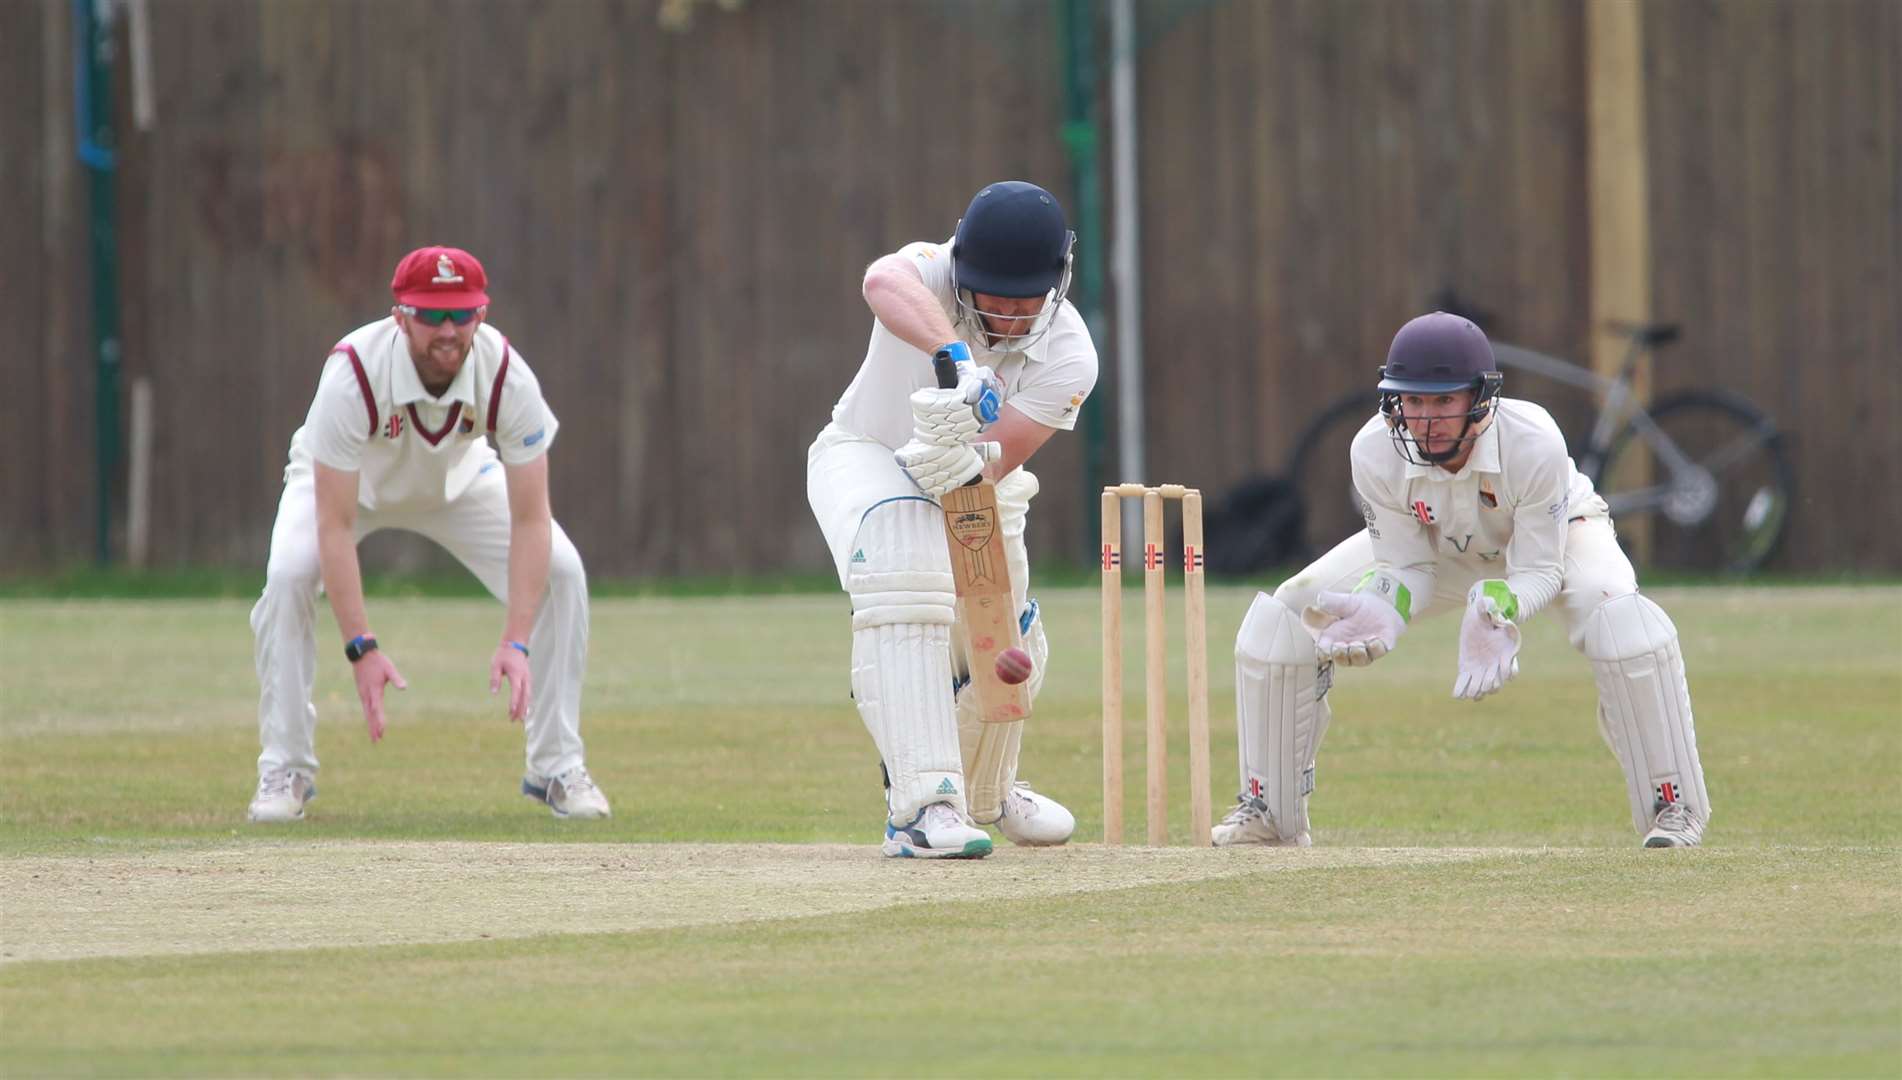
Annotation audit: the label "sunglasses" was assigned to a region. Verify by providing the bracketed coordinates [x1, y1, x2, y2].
[402, 305, 480, 326]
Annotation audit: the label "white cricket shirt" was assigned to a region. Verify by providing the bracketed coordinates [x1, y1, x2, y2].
[828, 239, 1100, 449]
[286, 318, 559, 511]
[1349, 397, 1604, 621]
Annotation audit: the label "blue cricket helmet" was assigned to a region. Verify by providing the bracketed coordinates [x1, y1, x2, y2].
[949, 181, 1076, 353]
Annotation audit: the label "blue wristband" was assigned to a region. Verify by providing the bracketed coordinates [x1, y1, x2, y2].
[506, 640, 530, 659]
[934, 341, 972, 365]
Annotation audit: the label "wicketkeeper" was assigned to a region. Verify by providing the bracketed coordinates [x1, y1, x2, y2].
[1220, 312, 1711, 848]
[247, 246, 610, 823]
[806, 181, 1099, 858]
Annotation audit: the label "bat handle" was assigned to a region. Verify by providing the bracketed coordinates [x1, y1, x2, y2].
[931, 347, 961, 390]
[930, 346, 983, 488]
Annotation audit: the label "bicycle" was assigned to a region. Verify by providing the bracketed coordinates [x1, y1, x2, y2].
[1277, 322, 1793, 574]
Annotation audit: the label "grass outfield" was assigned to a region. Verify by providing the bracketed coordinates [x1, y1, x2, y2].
[2, 586, 1898, 1076]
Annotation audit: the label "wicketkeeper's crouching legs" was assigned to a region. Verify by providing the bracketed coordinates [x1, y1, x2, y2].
[1579, 592, 1712, 846]
[1218, 591, 1332, 846]
[1558, 517, 1710, 847]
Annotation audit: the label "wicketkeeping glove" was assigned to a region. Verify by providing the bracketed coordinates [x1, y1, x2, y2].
[895, 438, 1001, 498]
[1454, 580, 1522, 700]
[1301, 589, 1406, 667]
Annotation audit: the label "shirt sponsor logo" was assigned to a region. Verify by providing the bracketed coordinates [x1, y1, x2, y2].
[384, 414, 404, 440]
[1412, 500, 1436, 525]
[524, 427, 545, 447]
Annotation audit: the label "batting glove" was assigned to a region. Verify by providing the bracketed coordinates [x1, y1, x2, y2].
[895, 438, 1001, 498]
[914, 349, 1003, 436]
[1454, 580, 1521, 700]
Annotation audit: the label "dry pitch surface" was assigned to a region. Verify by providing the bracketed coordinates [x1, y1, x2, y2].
[5, 841, 1521, 964]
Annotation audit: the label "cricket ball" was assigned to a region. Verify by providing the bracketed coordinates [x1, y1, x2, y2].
[995, 647, 1034, 685]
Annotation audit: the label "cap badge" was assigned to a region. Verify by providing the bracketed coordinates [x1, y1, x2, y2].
[433, 255, 464, 284]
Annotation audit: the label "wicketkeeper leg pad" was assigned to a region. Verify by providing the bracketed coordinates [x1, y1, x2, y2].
[849, 497, 966, 822]
[1582, 592, 1711, 835]
[1234, 590, 1333, 844]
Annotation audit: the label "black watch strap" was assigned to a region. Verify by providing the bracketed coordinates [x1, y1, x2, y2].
[344, 634, 378, 663]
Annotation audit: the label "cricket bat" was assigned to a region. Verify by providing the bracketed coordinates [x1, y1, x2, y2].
[933, 352, 1030, 725]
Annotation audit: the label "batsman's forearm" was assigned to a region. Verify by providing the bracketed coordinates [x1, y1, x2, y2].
[317, 521, 371, 642]
[502, 516, 552, 643]
[863, 263, 959, 355]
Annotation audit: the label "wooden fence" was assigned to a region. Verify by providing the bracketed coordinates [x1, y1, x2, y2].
[4, 0, 1895, 576]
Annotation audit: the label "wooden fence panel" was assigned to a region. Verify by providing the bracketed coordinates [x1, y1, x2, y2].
[1136, 0, 1591, 553]
[3, 0, 1893, 575]
[1644, 0, 1900, 569]
[1, 1, 94, 569]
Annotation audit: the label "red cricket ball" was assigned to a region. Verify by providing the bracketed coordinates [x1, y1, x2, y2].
[994, 647, 1034, 685]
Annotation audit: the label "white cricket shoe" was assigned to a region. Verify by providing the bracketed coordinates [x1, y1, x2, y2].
[248, 768, 316, 823]
[1209, 796, 1311, 847]
[883, 802, 993, 859]
[522, 766, 612, 820]
[1643, 799, 1705, 848]
[996, 782, 1075, 847]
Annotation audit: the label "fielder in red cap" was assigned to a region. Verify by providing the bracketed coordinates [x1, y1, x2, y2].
[246, 245, 612, 823]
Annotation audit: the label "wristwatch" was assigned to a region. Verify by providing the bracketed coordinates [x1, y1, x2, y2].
[344, 634, 378, 663]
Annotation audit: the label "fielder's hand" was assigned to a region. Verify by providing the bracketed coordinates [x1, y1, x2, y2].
[489, 641, 531, 723]
[1454, 581, 1521, 700]
[895, 438, 1001, 498]
[1301, 590, 1405, 667]
[352, 651, 408, 742]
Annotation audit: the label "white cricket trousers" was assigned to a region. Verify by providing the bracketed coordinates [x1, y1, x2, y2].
[250, 462, 590, 780]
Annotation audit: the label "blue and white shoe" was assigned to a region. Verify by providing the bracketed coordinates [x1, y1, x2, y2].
[882, 802, 993, 859]
[522, 765, 612, 820]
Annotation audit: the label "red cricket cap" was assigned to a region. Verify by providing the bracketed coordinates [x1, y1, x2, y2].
[390, 246, 491, 308]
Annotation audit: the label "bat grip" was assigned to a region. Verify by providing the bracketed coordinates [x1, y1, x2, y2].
[931, 349, 961, 390]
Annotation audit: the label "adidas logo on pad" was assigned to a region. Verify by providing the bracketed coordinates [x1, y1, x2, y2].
[936, 778, 957, 795]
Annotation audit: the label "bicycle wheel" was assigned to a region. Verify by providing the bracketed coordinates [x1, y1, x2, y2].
[1594, 389, 1793, 574]
[1284, 393, 1382, 562]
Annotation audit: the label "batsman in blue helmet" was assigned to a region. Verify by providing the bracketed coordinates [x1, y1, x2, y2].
[1219, 312, 1712, 851]
[805, 181, 1100, 859]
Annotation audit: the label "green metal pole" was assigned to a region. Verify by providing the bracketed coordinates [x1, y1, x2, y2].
[1061, 0, 1107, 566]
[78, 0, 122, 565]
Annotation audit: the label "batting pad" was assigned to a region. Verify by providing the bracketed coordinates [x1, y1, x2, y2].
[1583, 592, 1712, 835]
[960, 601, 1048, 824]
[849, 498, 964, 822]
[1234, 591, 1332, 844]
